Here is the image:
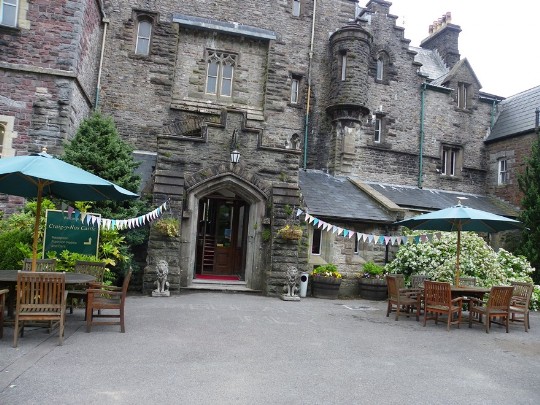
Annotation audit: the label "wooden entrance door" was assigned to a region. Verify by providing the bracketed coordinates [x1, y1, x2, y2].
[196, 197, 248, 277]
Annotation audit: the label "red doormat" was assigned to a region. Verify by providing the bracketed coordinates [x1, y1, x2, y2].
[196, 274, 240, 281]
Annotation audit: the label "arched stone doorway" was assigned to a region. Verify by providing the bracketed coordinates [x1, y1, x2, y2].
[182, 173, 267, 290]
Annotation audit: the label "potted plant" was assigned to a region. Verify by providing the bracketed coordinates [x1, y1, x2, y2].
[358, 261, 388, 300]
[311, 263, 342, 299]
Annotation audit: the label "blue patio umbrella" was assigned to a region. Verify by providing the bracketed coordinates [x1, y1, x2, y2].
[0, 150, 139, 271]
[394, 202, 524, 285]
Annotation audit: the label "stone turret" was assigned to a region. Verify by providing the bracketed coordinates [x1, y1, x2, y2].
[420, 12, 461, 68]
[326, 22, 372, 122]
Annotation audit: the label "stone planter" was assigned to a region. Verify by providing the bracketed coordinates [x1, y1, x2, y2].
[359, 278, 388, 300]
[312, 275, 342, 299]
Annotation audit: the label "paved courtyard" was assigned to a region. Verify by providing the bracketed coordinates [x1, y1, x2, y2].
[1, 291, 539, 404]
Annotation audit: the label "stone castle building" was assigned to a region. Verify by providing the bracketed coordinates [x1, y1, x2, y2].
[1, 0, 538, 295]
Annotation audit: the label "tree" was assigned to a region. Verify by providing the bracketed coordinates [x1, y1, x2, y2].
[62, 112, 142, 218]
[62, 112, 151, 278]
[518, 135, 540, 283]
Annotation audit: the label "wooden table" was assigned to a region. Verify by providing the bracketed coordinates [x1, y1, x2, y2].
[0, 270, 96, 317]
[450, 286, 490, 300]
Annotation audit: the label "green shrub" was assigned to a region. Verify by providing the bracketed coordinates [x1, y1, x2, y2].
[362, 261, 385, 278]
[0, 229, 32, 269]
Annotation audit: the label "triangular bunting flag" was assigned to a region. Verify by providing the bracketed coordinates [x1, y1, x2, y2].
[348, 231, 355, 239]
[296, 208, 303, 217]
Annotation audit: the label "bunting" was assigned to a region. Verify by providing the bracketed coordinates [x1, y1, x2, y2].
[296, 209, 442, 246]
[61, 201, 170, 231]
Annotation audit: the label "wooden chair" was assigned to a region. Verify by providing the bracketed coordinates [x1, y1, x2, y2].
[458, 276, 477, 286]
[456, 276, 477, 311]
[0, 288, 8, 339]
[13, 271, 67, 347]
[386, 275, 420, 321]
[509, 281, 534, 332]
[67, 261, 106, 314]
[410, 274, 430, 288]
[86, 269, 132, 333]
[423, 281, 463, 331]
[468, 286, 514, 333]
[22, 258, 57, 272]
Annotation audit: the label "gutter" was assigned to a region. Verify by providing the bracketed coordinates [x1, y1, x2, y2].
[303, 0, 317, 170]
[95, 17, 109, 109]
[418, 83, 426, 188]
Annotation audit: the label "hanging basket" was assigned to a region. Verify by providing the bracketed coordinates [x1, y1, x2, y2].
[277, 225, 303, 241]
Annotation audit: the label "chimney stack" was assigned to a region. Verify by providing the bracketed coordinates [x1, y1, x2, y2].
[421, 11, 461, 68]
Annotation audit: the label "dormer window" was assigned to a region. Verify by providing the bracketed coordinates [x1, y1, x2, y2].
[457, 82, 470, 109]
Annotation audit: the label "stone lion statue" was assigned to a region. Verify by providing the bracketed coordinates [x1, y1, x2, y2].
[154, 259, 170, 293]
[283, 265, 299, 297]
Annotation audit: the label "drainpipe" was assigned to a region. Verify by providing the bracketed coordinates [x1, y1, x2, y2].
[95, 18, 109, 110]
[418, 83, 427, 188]
[490, 99, 496, 130]
[303, 0, 317, 170]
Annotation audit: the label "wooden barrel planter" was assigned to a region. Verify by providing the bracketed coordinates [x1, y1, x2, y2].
[312, 275, 342, 299]
[359, 278, 388, 300]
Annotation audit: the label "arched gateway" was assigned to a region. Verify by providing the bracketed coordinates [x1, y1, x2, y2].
[182, 172, 267, 290]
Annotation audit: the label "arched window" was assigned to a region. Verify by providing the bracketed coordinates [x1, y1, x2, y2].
[376, 57, 384, 81]
[205, 51, 236, 97]
[135, 19, 152, 56]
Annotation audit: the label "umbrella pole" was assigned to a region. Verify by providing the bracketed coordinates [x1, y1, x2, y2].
[31, 182, 44, 272]
[455, 227, 461, 286]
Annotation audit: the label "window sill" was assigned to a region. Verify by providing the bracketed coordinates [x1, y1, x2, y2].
[0, 24, 20, 33]
[287, 102, 303, 109]
[367, 140, 392, 149]
[439, 174, 461, 181]
[128, 52, 152, 60]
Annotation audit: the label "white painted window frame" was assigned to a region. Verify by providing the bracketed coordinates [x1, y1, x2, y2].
[498, 159, 508, 185]
[0, 0, 18, 27]
[135, 19, 152, 56]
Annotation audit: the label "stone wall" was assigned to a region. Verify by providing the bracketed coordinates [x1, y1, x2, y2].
[486, 132, 536, 207]
[0, 0, 103, 155]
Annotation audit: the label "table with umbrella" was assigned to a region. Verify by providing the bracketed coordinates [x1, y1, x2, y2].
[394, 201, 524, 286]
[0, 150, 139, 271]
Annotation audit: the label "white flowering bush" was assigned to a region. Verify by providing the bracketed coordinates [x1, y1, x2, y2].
[386, 231, 539, 310]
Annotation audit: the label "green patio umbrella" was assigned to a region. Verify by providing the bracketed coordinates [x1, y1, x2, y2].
[394, 202, 524, 286]
[0, 150, 139, 271]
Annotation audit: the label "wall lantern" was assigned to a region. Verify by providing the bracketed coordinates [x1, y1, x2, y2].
[230, 129, 240, 164]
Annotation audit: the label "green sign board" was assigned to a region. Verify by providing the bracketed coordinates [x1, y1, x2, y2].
[43, 210, 100, 258]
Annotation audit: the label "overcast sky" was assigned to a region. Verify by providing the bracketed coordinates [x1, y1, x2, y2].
[378, 0, 538, 98]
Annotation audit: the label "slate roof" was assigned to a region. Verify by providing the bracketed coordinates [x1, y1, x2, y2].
[298, 170, 395, 223]
[299, 170, 519, 223]
[365, 182, 519, 218]
[485, 85, 540, 142]
[410, 46, 448, 81]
